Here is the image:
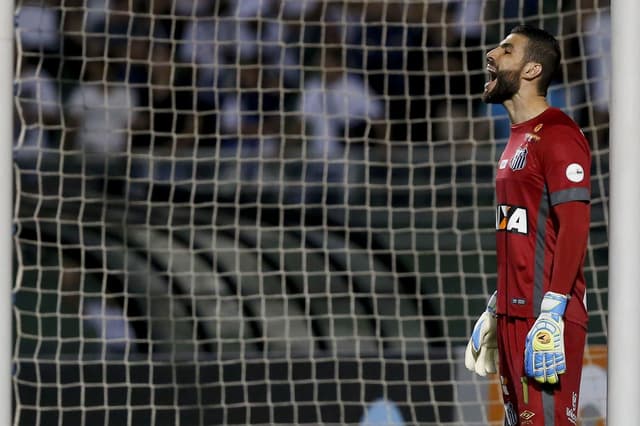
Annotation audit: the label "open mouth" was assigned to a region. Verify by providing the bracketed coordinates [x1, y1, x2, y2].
[484, 66, 497, 91]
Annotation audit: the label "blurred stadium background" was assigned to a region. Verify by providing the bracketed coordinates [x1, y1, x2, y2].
[12, 0, 609, 424]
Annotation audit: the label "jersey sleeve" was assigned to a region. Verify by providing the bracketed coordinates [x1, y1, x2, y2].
[539, 124, 591, 206]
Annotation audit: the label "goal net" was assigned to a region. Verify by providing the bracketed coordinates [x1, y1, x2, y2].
[12, 0, 609, 424]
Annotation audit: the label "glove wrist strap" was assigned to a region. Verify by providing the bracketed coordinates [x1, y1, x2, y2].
[540, 291, 567, 316]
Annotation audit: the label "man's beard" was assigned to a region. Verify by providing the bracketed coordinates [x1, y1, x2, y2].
[482, 69, 521, 104]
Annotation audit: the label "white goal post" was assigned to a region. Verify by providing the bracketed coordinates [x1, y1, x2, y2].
[10, 1, 611, 425]
[608, 0, 640, 424]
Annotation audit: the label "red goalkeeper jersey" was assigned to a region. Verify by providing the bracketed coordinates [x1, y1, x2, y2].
[494, 107, 590, 326]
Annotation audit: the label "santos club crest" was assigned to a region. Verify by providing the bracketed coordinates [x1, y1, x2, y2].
[510, 147, 528, 171]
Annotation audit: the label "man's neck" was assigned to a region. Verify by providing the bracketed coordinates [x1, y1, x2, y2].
[503, 94, 549, 125]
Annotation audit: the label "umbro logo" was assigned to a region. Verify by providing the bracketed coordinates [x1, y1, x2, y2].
[520, 410, 536, 424]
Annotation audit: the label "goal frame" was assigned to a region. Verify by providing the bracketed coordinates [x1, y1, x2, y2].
[608, 0, 640, 424]
[4, 1, 616, 424]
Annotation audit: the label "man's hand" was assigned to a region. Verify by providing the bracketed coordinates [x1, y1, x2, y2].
[524, 292, 568, 384]
[465, 291, 498, 376]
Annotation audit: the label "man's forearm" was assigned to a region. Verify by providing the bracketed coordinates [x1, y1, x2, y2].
[548, 201, 590, 295]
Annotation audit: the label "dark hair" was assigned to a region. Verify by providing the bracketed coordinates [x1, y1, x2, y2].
[510, 25, 561, 95]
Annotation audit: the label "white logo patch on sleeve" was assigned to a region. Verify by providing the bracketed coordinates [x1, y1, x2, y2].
[565, 163, 585, 183]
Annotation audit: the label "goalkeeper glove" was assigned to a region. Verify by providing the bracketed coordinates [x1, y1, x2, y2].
[524, 291, 568, 384]
[465, 291, 498, 376]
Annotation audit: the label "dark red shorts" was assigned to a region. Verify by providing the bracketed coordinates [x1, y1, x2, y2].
[496, 316, 586, 425]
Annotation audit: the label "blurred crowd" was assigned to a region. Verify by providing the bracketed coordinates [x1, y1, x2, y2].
[14, 0, 611, 202]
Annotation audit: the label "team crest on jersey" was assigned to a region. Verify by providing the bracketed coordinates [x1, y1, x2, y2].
[496, 204, 528, 235]
[510, 146, 528, 171]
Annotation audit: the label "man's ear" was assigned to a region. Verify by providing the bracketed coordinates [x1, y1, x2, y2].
[522, 62, 542, 81]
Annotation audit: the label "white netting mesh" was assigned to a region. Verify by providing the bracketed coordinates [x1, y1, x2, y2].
[13, 1, 609, 424]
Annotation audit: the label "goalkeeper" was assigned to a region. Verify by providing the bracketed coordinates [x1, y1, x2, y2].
[465, 25, 591, 425]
